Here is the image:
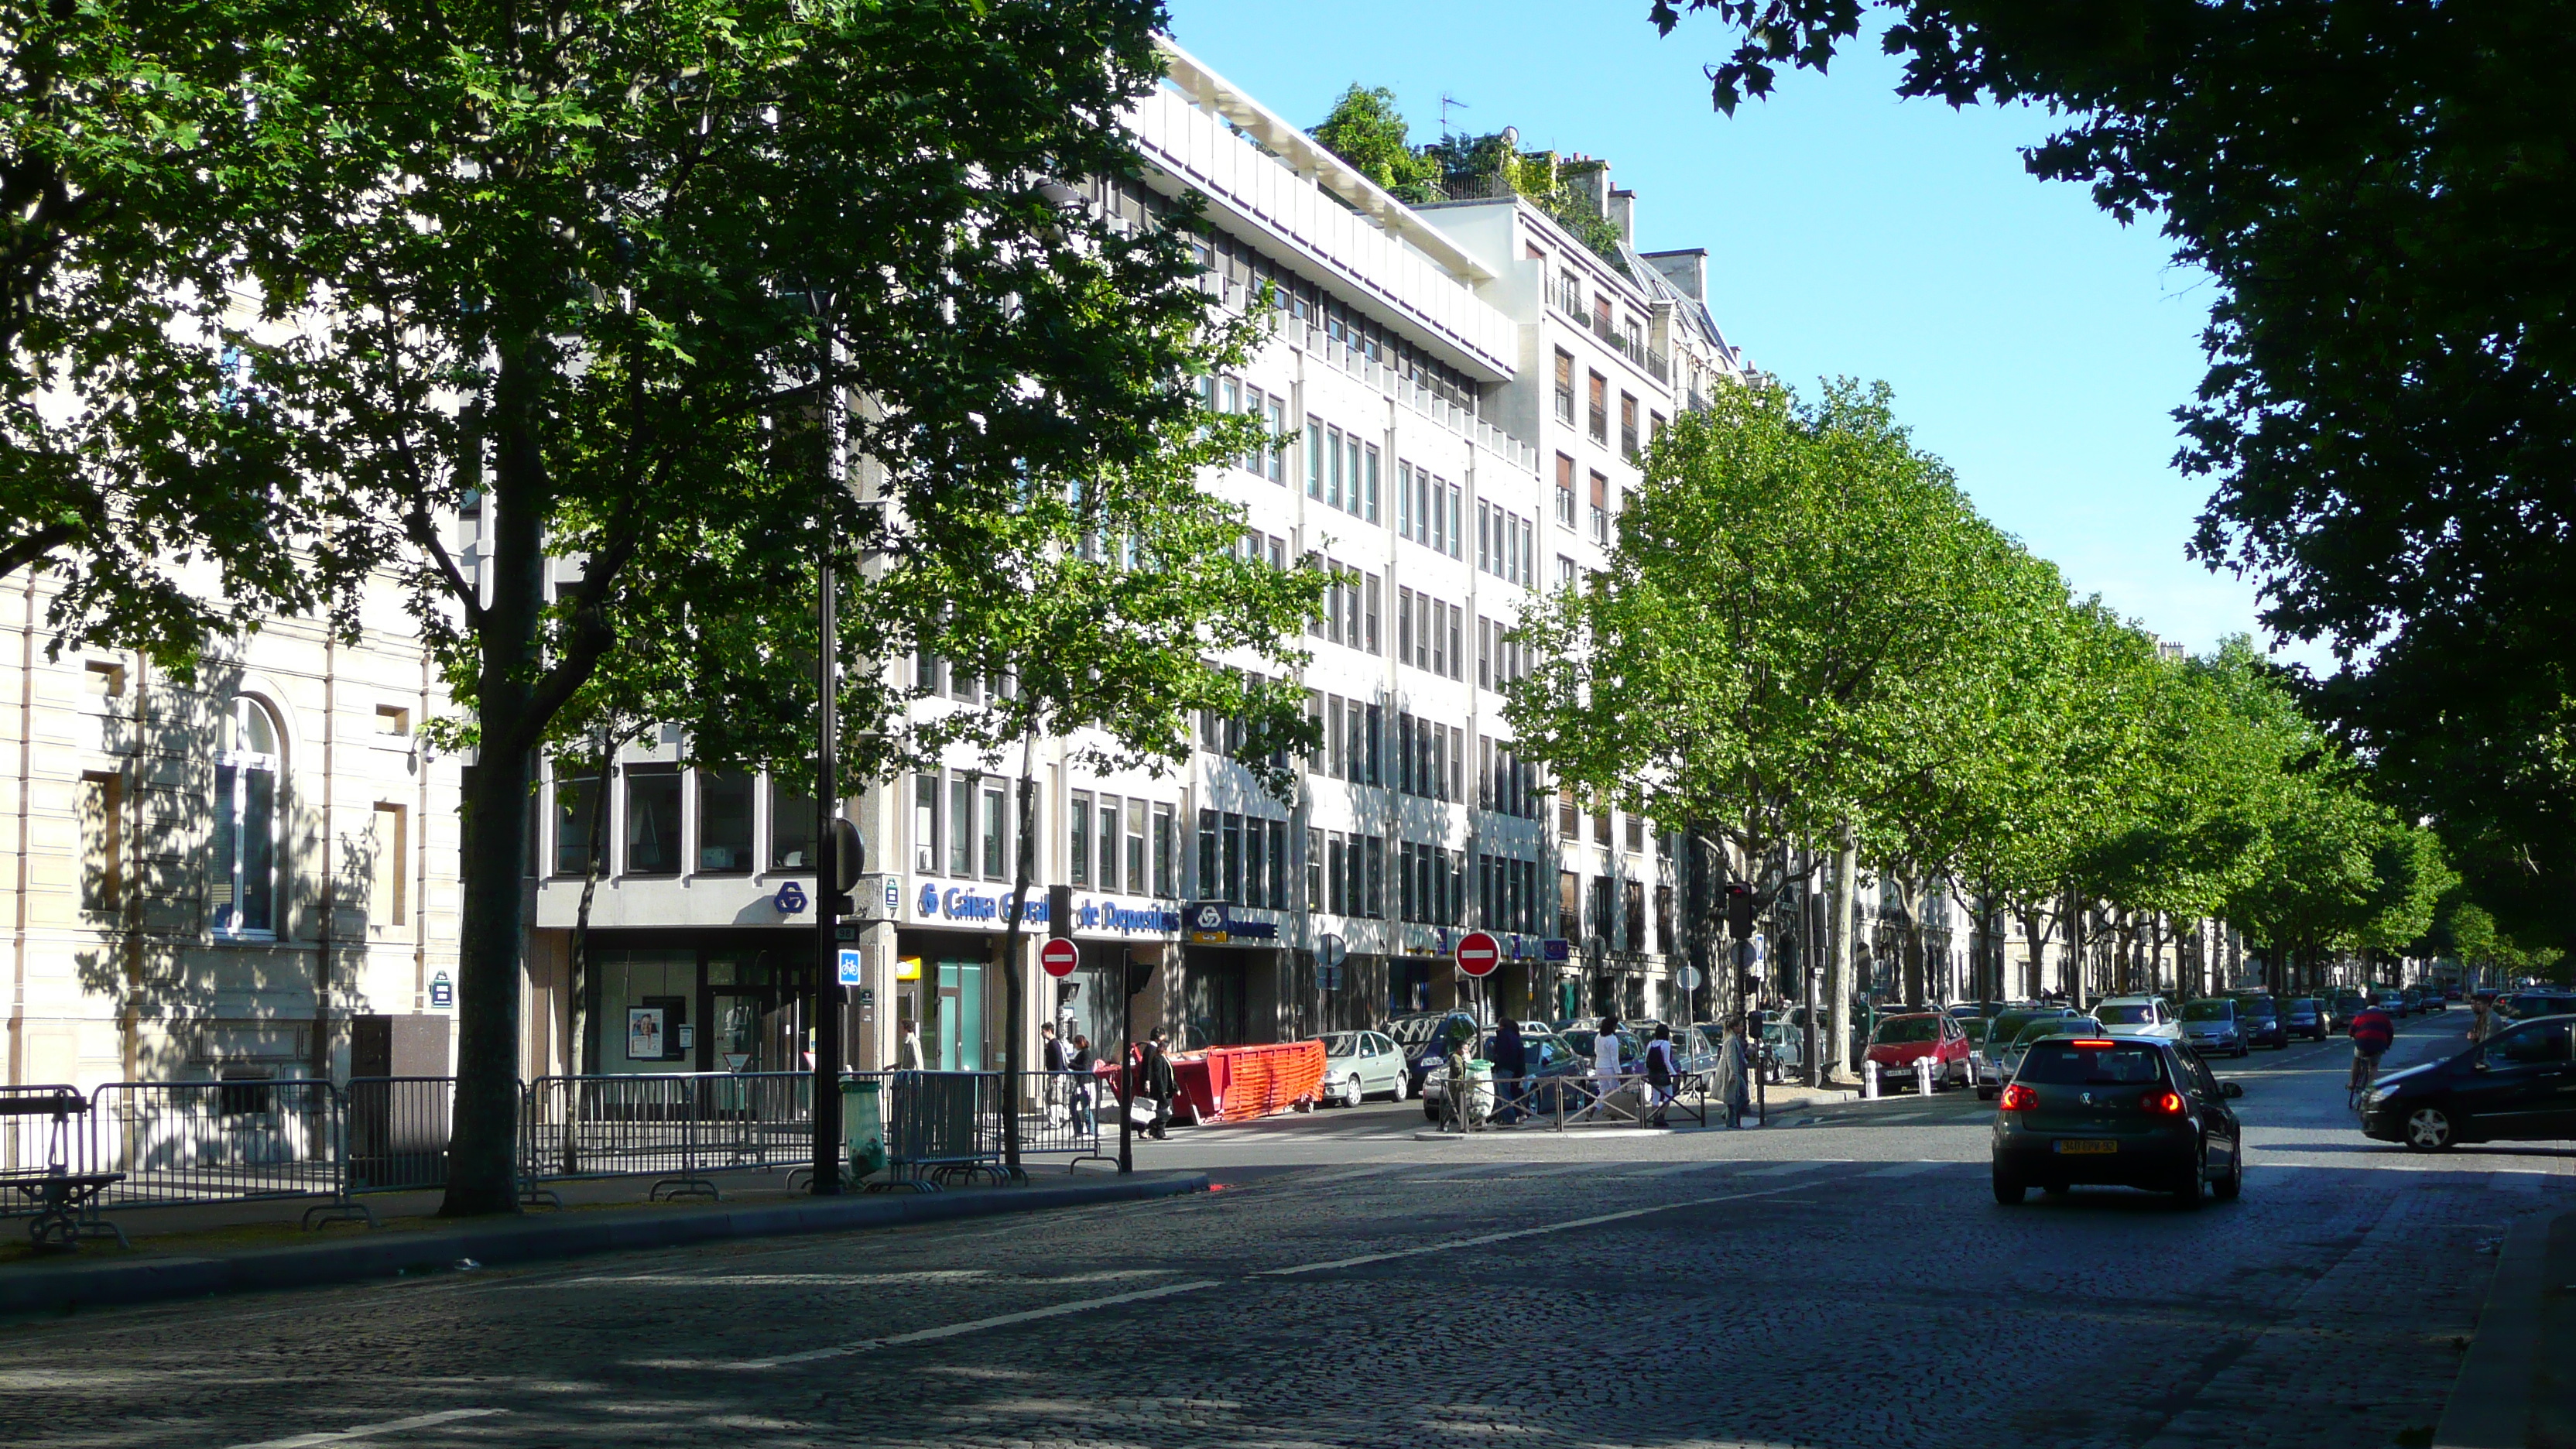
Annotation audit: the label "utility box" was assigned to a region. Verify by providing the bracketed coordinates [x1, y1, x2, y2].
[350, 1014, 452, 1079]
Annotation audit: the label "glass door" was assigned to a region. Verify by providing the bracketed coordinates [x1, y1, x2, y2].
[936, 961, 985, 1070]
[707, 990, 770, 1071]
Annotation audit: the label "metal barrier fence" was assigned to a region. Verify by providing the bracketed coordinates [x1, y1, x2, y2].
[0, 1084, 86, 1180]
[879, 1070, 1007, 1190]
[91, 1079, 342, 1208]
[1016, 1070, 1115, 1170]
[521, 1071, 816, 1201]
[1430, 1070, 1711, 1133]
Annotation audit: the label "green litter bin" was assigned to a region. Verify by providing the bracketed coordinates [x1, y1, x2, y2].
[842, 1077, 886, 1180]
[1461, 1059, 1495, 1124]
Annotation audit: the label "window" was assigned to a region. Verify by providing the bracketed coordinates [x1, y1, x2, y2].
[1558, 554, 1577, 590]
[1590, 471, 1611, 545]
[1553, 350, 1576, 423]
[1307, 827, 1324, 910]
[1306, 417, 1324, 498]
[697, 772, 755, 872]
[554, 768, 602, 878]
[1555, 454, 1577, 526]
[1649, 410, 1666, 447]
[374, 704, 409, 737]
[947, 776, 975, 875]
[83, 660, 125, 698]
[913, 774, 940, 873]
[1153, 803, 1178, 897]
[1068, 790, 1092, 886]
[213, 696, 282, 934]
[625, 766, 683, 874]
[1625, 812, 1644, 854]
[371, 803, 408, 927]
[1242, 814, 1264, 906]
[1446, 481, 1463, 557]
[1266, 397, 1287, 482]
[80, 771, 122, 915]
[1621, 393, 1639, 459]
[772, 773, 817, 871]
[1125, 800, 1147, 894]
[1097, 792, 1122, 892]
[1624, 879, 1646, 952]
[1363, 443, 1381, 522]
[981, 780, 1008, 878]
[1588, 372, 1608, 444]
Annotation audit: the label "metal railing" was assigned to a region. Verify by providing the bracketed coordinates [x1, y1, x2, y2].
[91, 1079, 342, 1208]
[1427, 1069, 1711, 1133]
[522, 1070, 816, 1201]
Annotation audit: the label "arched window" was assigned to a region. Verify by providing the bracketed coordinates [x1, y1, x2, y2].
[213, 696, 282, 936]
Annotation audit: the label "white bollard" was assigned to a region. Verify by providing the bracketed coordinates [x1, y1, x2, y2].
[1916, 1057, 1936, 1095]
[1863, 1060, 1880, 1099]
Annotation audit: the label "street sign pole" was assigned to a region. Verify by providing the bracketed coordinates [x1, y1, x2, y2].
[810, 303, 844, 1197]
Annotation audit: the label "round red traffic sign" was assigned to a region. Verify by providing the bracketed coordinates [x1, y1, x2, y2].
[1454, 930, 1502, 978]
[1040, 938, 1081, 978]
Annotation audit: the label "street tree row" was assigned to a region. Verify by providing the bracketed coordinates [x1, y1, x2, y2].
[1503, 379, 2454, 1071]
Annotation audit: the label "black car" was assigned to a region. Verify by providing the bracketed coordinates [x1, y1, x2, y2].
[2417, 989, 2445, 1014]
[2497, 992, 2576, 1024]
[1992, 1035, 2245, 1208]
[2235, 994, 2288, 1049]
[2280, 998, 2330, 1041]
[2362, 1016, 2576, 1151]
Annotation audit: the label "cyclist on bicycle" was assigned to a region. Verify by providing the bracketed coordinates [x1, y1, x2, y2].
[2348, 999, 2396, 1100]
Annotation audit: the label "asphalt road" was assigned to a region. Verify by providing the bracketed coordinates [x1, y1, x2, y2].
[7, 1011, 2567, 1449]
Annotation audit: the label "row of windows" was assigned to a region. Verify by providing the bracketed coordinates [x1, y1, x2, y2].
[1309, 692, 1382, 786]
[1219, 378, 1290, 482]
[1068, 790, 1182, 896]
[553, 767, 804, 879]
[1477, 500, 1534, 589]
[1191, 225, 1484, 426]
[1305, 418, 1380, 523]
[1311, 563, 1381, 653]
[1479, 854, 1548, 937]
[1477, 735, 1542, 820]
[1478, 616, 1530, 694]
[1393, 712, 1467, 805]
[1396, 460, 1463, 559]
[1397, 841, 1468, 927]
[1198, 809, 1292, 909]
[1311, 828, 1386, 920]
[1396, 587, 1464, 680]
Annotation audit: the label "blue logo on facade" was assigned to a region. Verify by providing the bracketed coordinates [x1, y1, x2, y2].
[774, 881, 807, 915]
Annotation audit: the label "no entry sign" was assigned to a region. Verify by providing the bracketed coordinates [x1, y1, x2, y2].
[1040, 938, 1081, 978]
[1454, 930, 1502, 978]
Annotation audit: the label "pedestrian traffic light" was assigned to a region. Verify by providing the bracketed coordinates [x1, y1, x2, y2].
[1725, 882, 1756, 939]
[1125, 951, 1158, 996]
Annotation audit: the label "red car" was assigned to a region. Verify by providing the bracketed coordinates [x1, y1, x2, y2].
[1865, 1011, 1972, 1091]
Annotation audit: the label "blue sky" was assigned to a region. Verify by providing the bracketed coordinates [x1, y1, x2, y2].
[1164, 0, 2306, 663]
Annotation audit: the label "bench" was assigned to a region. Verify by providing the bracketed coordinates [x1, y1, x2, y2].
[0, 1088, 127, 1252]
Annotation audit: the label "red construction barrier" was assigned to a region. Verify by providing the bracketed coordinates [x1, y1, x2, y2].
[1170, 1040, 1326, 1125]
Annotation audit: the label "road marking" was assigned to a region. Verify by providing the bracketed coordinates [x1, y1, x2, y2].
[225, 1409, 505, 1449]
[1742, 1160, 1843, 1177]
[1642, 1160, 1725, 1177]
[1875, 1112, 1932, 1123]
[1861, 1160, 1947, 1178]
[1254, 1182, 1813, 1277]
[701, 1279, 1225, 1370]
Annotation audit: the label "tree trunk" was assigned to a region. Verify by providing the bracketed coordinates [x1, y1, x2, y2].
[993, 724, 1040, 1173]
[1901, 876, 1927, 1006]
[1825, 827, 1856, 1079]
[2065, 892, 2088, 1012]
[442, 347, 547, 1218]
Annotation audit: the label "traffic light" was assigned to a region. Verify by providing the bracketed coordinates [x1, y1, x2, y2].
[1725, 882, 1756, 940]
[1049, 884, 1074, 940]
[822, 817, 865, 916]
[1125, 950, 1159, 997]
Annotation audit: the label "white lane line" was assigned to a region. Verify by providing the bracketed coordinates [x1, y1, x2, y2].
[703, 1279, 1224, 1370]
[1874, 1112, 1931, 1123]
[225, 1409, 505, 1449]
[1742, 1160, 1844, 1177]
[1254, 1182, 1811, 1277]
[1861, 1160, 1947, 1178]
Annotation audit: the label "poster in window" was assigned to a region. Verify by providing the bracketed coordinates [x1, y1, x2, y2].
[626, 1007, 666, 1062]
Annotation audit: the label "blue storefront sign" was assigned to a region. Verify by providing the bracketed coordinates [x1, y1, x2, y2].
[911, 881, 1180, 937]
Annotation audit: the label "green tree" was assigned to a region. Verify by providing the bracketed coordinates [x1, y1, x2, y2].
[1312, 86, 1443, 204]
[235, 0, 1259, 1215]
[2, 0, 327, 668]
[1646, 0, 2576, 958]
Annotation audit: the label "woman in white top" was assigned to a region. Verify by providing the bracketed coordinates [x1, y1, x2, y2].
[1584, 1016, 1624, 1118]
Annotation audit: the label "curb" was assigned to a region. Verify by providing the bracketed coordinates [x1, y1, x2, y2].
[0, 1172, 1208, 1320]
[2434, 1208, 2553, 1449]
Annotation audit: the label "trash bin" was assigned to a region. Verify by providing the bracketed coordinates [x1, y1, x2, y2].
[842, 1077, 886, 1180]
[1461, 1059, 1495, 1125]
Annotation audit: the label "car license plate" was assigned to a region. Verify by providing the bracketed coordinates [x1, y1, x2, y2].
[2054, 1139, 2118, 1155]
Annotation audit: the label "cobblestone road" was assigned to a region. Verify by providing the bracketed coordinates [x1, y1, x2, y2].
[4, 1015, 2564, 1449]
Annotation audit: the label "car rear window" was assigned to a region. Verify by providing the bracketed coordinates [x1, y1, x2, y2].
[2095, 1004, 2153, 1025]
[1875, 1017, 1940, 1044]
[2012, 1018, 2098, 1047]
[2182, 1001, 2235, 1021]
[2287, 999, 2318, 1011]
[2018, 1043, 2169, 1086]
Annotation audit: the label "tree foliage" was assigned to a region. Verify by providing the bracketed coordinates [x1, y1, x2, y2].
[1646, 0, 2576, 955]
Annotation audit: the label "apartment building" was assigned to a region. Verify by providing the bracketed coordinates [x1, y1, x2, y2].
[517, 39, 1756, 1080]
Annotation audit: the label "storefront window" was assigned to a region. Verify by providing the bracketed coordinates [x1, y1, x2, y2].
[697, 771, 754, 873]
[624, 767, 682, 874]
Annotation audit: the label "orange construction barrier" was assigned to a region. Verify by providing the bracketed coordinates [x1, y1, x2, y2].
[1170, 1040, 1326, 1125]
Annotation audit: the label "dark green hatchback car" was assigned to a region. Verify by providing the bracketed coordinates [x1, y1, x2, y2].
[1992, 1035, 2245, 1208]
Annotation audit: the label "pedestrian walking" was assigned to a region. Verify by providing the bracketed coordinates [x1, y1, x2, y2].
[1137, 1030, 1177, 1139]
[1715, 1017, 1753, 1128]
[896, 1022, 924, 1071]
[1579, 1015, 1624, 1120]
[1040, 1021, 1070, 1125]
[2467, 995, 2495, 1044]
[1491, 1016, 1528, 1123]
[1067, 1033, 1098, 1136]
[1643, 1024, 1679, 1127]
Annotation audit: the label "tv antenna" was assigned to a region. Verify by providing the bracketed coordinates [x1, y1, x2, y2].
[1440, 92, 1469, 135]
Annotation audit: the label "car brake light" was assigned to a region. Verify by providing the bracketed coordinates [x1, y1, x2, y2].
[2067, 1039, 2115, 1048]
[2143, 1089, 2187, 1116]
[1999, 1083, 2037, 1112]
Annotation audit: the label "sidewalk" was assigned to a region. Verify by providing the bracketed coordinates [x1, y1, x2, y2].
[0, 1168, 1208, 1319]
[2435, 1204, 2573, 1449]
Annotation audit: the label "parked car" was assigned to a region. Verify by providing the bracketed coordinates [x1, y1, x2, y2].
[2180, 998, 2251, 1059]
[2416, 988, 2445, 1014]
[1864, 1012, 1972, 1091]
[2362, 1016, 2576, 1151]
[2235, 995, 2287, 1049]
[2400, 988, 2426, 1016]
[2378, 989, 2409, 1018]
[2091, 995, 2183, 1041]
[2496, 992, 2576, 1023]
[1961, 1017, 2008, 1097]
[1995, 1016, 2105, 1083]
[1396, 1011, 1481, 1097]
[2331, 990, 2369, 1030]
[1756, 1019, 1804, 1082]
[1316, 1030, 1408, 1107]
[2281, 998, 2330, 1042]
[1419, 1029, 1587, 1119]
[1992, 1033, 2245, 1206]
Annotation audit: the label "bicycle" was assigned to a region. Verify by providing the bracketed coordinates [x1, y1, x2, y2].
[2347, 1049, 2382, 1112]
